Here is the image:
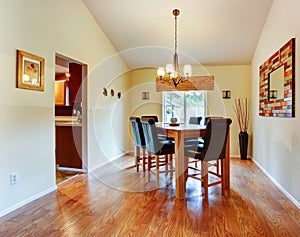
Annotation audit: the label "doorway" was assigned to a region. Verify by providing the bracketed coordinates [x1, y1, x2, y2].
[54, 53, 88, 183]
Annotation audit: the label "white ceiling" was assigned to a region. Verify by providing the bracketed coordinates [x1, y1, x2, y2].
[82, 0, 273, 69]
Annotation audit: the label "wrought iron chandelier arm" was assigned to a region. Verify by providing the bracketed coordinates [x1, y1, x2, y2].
[172, 76, 183, 87]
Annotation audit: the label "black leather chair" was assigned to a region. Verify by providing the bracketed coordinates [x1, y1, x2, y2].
[199, 116, 224, 151]
[141, 118, 174, 178]
[189, 116, 202, 125]
[129, 117, 147, 172]
[204, 116, 223, 125]
[187, 116, 223, 145]
[141, 115, 174, 141]
[185, 116, 203, 143]
[141, 115, 158, 122]
[184, 117, 232, 200]
[184, 116, 204, 167]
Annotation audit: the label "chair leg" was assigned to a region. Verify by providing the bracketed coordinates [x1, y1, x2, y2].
[221, 158, 225, 195]
[147, 153, 152, 171]
[142, 148, 146, 172]
[201, 161, 209, 200]
[156, 155, 160, 187]
[156, 156, 160, 170]
[216, 160, 220, 175]
[169, 154, 174, 176]
[135, 146, 140, 172]
[164, 155, 168, 174]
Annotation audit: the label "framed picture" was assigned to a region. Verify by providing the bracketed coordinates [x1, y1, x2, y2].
[16, 49, 45, 91]
[142, 92, 149, 100]
[259, 38, 295, 117]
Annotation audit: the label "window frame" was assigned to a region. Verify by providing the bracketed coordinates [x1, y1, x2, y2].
[162, 91, 207, 124]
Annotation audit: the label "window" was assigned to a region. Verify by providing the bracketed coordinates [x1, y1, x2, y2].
[163, 91, 206, 124]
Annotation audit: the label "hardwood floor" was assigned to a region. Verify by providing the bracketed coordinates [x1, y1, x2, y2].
[0, 156, 299, 236]
[56, 169, 82, 184]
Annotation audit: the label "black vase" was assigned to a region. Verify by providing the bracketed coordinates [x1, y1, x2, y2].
[239, 132, 248, 160]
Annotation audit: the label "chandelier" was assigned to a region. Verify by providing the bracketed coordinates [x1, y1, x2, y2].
[157, 9, 192, 87]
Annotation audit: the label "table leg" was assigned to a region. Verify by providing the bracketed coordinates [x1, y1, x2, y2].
[225, 129, 230, 190]
[175, 131, 185, 200]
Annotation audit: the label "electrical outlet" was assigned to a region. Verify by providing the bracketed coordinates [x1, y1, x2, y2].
[10, 172, 18, 185]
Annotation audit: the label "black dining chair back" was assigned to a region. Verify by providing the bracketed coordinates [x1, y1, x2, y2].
[189, 116, 202, 125]
[141, 118, 162, 154]
[141, 115, 159, 122]
[141, 118, 174, 155]
[130, 116, 145, 148]
[204, 116, 223, 125]
[130, 116, 147, 172]
[184, 116, 203, 145]
[142, 115, 175, 141]
[185, 118, 231, 161]
[201, 118, 231, 162]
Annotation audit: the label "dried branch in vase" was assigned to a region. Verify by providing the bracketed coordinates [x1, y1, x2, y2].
[233, 98, 250, 132]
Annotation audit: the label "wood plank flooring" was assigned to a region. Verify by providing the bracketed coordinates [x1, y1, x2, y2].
[0, 156, 299, 236]
[56, 169, 82, 184]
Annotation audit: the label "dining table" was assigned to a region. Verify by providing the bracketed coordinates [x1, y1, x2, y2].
[156, 122, 231, 200]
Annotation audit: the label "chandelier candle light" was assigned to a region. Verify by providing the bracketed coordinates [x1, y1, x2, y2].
[156, 9, 214, 92]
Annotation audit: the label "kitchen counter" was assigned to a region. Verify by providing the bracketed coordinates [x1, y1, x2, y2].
[55, 116, 82, 127]
[55, 116, 82, 169]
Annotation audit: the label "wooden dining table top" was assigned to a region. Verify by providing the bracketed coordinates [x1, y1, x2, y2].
[156, 122, 207, 139]
[156, 122, 206, 129]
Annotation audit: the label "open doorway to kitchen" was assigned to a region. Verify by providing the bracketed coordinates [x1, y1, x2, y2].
[54, 53, 88, 183]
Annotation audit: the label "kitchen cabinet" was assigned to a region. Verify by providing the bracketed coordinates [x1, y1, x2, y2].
[55, 120, 82, 169]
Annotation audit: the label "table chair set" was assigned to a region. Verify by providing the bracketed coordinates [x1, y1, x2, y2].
[129, 115, 232, 200]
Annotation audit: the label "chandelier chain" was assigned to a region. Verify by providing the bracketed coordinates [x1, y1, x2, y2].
[174, 14, 178, 54]
[173, 12, 179, 74]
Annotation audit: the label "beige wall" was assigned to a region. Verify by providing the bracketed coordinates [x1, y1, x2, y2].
[128, 68, 163, 120]
[205, 65, 252, 157]
[126, 66, 252, 156]
[252, 0, 300, 205]
[0, 0, 128, 216]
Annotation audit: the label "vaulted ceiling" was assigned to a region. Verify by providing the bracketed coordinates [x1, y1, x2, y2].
[82, 0, 273, 69]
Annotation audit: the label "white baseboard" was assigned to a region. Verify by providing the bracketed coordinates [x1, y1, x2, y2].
[58, 167, 87, 172]
[0, 185, 57, 218]
[252, 159, 300, 209]
[0, 152, 127, 219]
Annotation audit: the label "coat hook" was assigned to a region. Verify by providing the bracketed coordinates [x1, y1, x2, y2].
[103, 87, 107, 96]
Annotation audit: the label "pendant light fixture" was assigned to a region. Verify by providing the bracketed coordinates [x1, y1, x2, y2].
[157, 9, 192, 87]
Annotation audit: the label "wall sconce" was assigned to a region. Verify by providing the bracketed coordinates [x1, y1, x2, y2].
[142, 92, 149, 100]
[222, 90, 231, 99]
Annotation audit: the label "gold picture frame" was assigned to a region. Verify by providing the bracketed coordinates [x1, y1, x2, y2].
[16, 49, 44, 91]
